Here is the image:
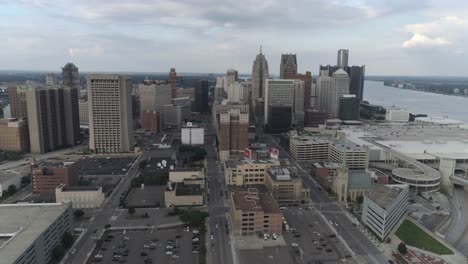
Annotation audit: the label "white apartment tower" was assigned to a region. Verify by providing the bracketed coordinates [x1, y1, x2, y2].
[87, 74, 134, 153]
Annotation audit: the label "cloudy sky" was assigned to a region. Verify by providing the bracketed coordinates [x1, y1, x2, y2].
[1, 0, 467, 76]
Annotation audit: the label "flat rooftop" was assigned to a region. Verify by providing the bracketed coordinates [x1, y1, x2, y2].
[61, 186, 101, 192]
[0, 203, 70, 264]
[290, 136, 330, 145]
[331, 139, 367, 152]
[366, 184, 407, 210]
[361, 125, 468, 141]
[376, 140, 468, 160]
[232, 189, 281, 214]
[174, 183, 203, 196]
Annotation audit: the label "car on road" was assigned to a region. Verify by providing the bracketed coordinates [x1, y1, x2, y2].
[165, 250, 173, 255]
[291, 243, 299, 247]
[70, 248, 76, 254]
[215, 224, 219, 228]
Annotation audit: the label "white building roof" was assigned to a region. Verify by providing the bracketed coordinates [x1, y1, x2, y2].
[376, 140, 468, 160]
[415, 117, 464, 125]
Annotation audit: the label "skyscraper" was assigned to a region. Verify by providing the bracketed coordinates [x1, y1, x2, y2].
[194, 80, 209, 113]
[264, 79, 304, 126]
[251, 47, 269, 118]
[26, 86, 80, 153]
[7, 86, 29, 119]
[169, 68, 177, 98]
[227, 82, 247, 103]
[316, 70, 332, 113]
[339, 95, 360, 120]
[46, 73, 56, 86]
[218, 109, 249, 161]
[62, 63, 80, 89]
[226, 69, 238, 88]
[327, 69, 350, 118]
[348, 65, 365, 101]
[280, 53, 297, 79]
[337, 49, 349, 68]
[139, 80, 171, 129]
[87, 74, 134, 153]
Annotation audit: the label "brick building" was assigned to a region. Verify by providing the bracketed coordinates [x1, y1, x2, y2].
[0, 118, 29, 152]
[31, 159, 78, 194]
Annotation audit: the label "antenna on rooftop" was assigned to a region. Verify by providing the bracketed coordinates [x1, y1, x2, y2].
[260, 45, 262, 54]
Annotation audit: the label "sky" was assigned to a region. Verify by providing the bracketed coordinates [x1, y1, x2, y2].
[1, 0, 468, 76]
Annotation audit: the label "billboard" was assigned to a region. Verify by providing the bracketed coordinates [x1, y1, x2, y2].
[270, 148, 279, 159]
[244, 148, 252, 160]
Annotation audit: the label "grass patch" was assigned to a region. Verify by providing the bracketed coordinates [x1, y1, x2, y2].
[395, 219, 453, 255]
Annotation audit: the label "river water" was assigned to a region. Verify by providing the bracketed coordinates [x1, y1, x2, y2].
[363, 80, 468, 123]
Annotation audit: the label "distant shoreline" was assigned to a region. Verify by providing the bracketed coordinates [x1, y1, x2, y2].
[381, 84, 468, 99]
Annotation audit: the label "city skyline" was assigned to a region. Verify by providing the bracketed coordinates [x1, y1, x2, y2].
[0, 1, 467, 76]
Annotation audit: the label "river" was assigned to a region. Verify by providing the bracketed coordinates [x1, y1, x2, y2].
[363, 80, 468, 123]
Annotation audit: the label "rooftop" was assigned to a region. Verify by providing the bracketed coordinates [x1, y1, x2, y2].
[366, 184, 408, 210]
[232, 189, 281, 214]
[60, 185, 101, 192]
[348, 171, 373, 189]
[171, 182, 203, 196]
[0, 203, 71, 264]
[332, 139, 367, 152]
[415, 116, 464, 125]
[290, 136, 330, 145]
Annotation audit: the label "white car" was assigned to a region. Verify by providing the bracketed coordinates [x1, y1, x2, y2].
[192, 230, 199, 234]
[143, 244, 150, 248]
[272, 233, 277, 240]
[210, 235, 214, 240]
[215, 224, 219, 229]
[165, 251, 173, 255]
[172, 255, 179, 259]
[192, 237, 199, 242]
[291, 243, 299, 247]
[70, 248, 76, 254]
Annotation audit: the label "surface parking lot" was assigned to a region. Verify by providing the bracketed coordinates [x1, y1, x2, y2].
[88, 229, 199, 264]
[78, 156, 136, 176]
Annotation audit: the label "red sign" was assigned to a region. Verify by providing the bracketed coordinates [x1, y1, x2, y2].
[244, 148, 252, 160]
[270, 148, 279, 159]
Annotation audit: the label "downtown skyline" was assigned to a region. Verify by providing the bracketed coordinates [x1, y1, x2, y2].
[0, 0, 467, 76]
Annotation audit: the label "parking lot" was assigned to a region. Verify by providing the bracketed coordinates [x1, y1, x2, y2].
[125, 186, 165, 208]
[78, 156, 136, 176]
[88, 229, 199, 264]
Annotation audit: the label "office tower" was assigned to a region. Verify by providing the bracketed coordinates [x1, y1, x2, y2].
[218, 109, 249, 161]
[339, 95, 360, 120]
[194, 80, 209, 113]
[62, 63, 80, 89]
[304, 109, 326, 127]
[172, 96, 191, 121]
[141, 111, 158, 133]
[87, 74, 134, 153]
[46, 73, 56, 86]
[267, 104, 292, 133]
[26, 86, 80, 154]
[0, 118, 29, 152]
[227, 82, 247, 103]
[138, 80, 171, 129]
[169, 68, 177, 98]
[8, 86, 29, 118]
[212, 103, 249, 131]
[251, 47, 269, 117]
[337, 49, 349, 68]
[280, 53, 297, 79]
[348, 66, 365, 101]
[2, 104, 11, 118]
[327, 69, 350, 118]
[215, 77, 227, 103]
[163, 104, 183, 129]
[316, 70, 332, 113]
[227, 69, 238, 88]
[78, 99, 89, 126]
[264, 79, 304, 125]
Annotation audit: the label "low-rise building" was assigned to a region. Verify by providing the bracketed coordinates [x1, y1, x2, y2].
[169, 168, 204, 185]
[224, 159, 279, 186]
[329, 140, 368, 170]
[230, 188, 282, 236]
[310, 162, 340, 189]
[289, 136, 330, 162]
[265, 167, 309, 206]
[0, 203, 73, 264]
[385, 108, 409, 122]
[0, 118, 29, 152]
[181, 123, 204, 145]
[55, 184, 105, 209]
[0, 167, 25, 197]
[164, 182, 203, 207]
[333, 166, 373, 202]
[414, 116, 464, 126]
[31, 159, 78, 194]
[362, 184, 409, 240]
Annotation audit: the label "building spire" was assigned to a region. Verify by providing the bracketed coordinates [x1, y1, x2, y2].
[260, 45, 262, 55]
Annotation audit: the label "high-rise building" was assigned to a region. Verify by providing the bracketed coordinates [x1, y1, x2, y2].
[264, 79, 304, 125]
[194, 80, 209, 113]
[304, 109, 327, 127]
[87, 74, 134, 153]
[62, 63, 80, 89]
[214, 77, 227, 103]
[251, 47, 269, 117]
[169, 68, 177, 98]
[280, 53, 297, 79]
[337, 49, 349, 68]
[339, 94, 360, 120]
[218, 109, 249, 161]
[316, 70, 332, 113]
[0, 118, 29, 152]
[46, 73, 56, 86]
[285, 71, 312, 110]
[2, 104, 11, 118]
[227, 82, 247, 103]
[348, 65, 365, 101]
[139, 80, 171, 129]
[8, 86, 29, 119]
[163, 104, 183, 128]
[226, 69, 238, 88]
[26, 86, 80, 154]
[78, 99, 89, 126]
[266, 104, 292, 134]
[326, 69, 350, 118]
[141, 111, 158, 133]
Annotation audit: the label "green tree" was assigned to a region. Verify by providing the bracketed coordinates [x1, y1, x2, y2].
[21, 175, 31, 185]
[398, 243, 408, 255]
[139, 160, 148, 169]
[128, 207, 136, 215]
[356, 195, 364, 204]
[8, 185, 16, 195]
[179, 210, 209, 228]
[74, 209, 85, 219]
[62, 232, 74, 249]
